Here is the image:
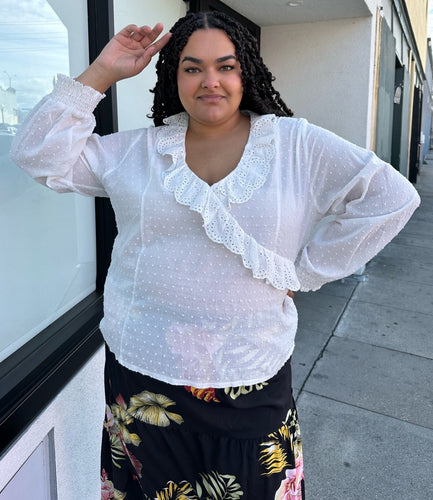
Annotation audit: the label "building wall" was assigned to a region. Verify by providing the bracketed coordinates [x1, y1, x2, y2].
[420, 40, 433, 162]
[260, 0, 428, 174]
[375, 15, 397, 163]
[405, 0, 428, 70]
[114, 0, 187, 130]
[0, 348, 105, 499]
[399, 65, 412, 176]
[261, 16, 375, 148]
[369, 0, 429, 175]
[390, 6, 411, 68]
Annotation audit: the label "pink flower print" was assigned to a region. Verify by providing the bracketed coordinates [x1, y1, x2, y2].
[104, 405, 114, 430]
[274, 457, 304, 500]
[101, 469, 126, 500]
[101, 469, 115, 500]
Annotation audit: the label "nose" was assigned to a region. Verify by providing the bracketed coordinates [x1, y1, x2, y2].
[201, 70, 219, 89]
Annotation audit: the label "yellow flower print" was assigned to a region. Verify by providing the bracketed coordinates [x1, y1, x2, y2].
[108, 403, 141, 447]
[147, 471, 244, 499]
[128, 390, 184, 427]
[259, 439, 289, 476]
[154, 480, 198, 500]
[104, 395, 143, 476]
[224, 382, 268, 400]
[259, 409, 302, 476]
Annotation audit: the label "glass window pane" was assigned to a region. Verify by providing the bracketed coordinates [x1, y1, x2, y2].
[0, 0, 96, 362]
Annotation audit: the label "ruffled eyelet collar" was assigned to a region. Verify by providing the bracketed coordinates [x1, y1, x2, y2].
[156, 111, 276, 205]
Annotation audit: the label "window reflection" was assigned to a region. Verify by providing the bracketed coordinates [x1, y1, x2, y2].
[0, 0, 97, 361]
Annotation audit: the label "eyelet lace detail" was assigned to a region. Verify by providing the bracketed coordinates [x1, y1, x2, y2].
[156, 112, 301, 291]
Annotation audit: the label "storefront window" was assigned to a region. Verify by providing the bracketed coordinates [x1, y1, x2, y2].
[0, 0, 96, 362]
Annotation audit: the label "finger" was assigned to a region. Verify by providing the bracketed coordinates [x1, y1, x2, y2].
[136, 32, 171, 71]
[132, 22, 164, 46]
[143, 22, 164, 43]
[133, 24, 152, 40]
[120, 24, 140, 38]
[146, 31, 172, 57]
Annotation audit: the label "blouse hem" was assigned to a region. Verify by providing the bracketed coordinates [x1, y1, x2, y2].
[107, 345, 295, 389]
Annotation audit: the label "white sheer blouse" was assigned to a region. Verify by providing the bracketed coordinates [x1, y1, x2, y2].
[10, 75, 420, 387]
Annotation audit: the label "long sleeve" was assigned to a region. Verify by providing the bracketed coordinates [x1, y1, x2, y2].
[293, 120, 420, 292]
[10, 74, 109, 197]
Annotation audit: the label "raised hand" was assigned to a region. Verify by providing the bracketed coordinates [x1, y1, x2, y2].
[76, 23, 171, 93]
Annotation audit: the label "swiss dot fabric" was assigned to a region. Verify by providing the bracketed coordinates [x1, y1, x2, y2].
[10, 75, 420, 387]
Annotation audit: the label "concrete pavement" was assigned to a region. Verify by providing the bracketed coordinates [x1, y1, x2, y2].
[292, 155, 433, 499]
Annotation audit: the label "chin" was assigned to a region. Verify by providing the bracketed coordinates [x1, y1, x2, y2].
[197, 107, 240, 125]
[194, 111, 225, 124]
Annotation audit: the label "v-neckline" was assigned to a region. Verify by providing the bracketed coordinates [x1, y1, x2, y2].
[157, 111, 276, 204]
[183, 114, 252, 188]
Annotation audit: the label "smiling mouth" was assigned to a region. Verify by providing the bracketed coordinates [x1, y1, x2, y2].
[198, 95, 225, 102]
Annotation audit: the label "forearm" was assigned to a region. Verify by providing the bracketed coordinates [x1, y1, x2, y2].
[296, 161, 420, 292]
[75, 61, 117, 94]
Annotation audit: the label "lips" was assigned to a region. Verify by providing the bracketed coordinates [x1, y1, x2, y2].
[197, 94, 225, 102]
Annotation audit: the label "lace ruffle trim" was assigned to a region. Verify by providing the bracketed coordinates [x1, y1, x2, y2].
[156, 111, 276, 205]
[157, 112, 301, 291]
[165, 167, 300, 290]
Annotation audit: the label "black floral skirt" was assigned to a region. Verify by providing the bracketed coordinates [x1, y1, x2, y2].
[101, 344, 305, 500]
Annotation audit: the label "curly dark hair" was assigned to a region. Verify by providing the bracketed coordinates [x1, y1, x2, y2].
[149, 10, 293, 125]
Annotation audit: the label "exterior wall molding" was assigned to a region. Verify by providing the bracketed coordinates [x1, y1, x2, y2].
[393, 0, 426, 81]
[370, 7, 383, 151]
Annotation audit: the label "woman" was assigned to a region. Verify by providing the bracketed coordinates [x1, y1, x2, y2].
[10, 11, 419, 500]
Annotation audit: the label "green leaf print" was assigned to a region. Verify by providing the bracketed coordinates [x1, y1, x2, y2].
[196, 471, 244, 499]
[109, 433, 126, 469]
[128, 390, 184, 427]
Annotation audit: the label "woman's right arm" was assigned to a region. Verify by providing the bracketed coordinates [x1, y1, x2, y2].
[10, 75, 109, 196]
[10, 23, 171, 196]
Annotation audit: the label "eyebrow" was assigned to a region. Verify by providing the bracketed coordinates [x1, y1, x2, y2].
[181, 55, 237, 64]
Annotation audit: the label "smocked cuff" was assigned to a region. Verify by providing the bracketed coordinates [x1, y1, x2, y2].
[52, 73, 105, 115]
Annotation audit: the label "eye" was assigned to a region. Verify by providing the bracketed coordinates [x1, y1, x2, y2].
[184, 67, 200, 73]
[219, 65, 235, 71]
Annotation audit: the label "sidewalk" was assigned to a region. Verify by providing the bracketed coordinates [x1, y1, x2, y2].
[293, 157, 433, 499]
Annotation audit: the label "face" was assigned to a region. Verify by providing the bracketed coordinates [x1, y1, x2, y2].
[177, 29, 244, 127]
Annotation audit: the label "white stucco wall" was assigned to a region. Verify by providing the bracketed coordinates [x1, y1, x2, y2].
[0, 347, 105, 499]
[261, 16, 375, 148]
[114, 0, 187, 131]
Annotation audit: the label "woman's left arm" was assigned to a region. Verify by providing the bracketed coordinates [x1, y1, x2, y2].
[294, 121, 420, 292]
